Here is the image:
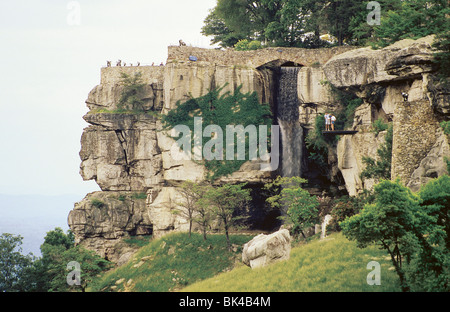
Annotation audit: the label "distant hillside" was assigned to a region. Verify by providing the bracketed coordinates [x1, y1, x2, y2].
[91, 231, 400, 292]
[0, 194, 81, 256]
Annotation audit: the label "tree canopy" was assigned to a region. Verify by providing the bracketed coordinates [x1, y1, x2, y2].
[202, 0, 450, 49]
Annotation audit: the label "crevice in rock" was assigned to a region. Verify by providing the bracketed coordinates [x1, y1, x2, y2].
[115, 130, 131, 175]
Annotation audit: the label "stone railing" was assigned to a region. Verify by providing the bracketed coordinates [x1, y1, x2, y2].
[167, 45, 356, 69]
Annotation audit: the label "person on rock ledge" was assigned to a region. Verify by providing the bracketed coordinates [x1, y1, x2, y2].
[402, 91, 409, 101]
[324, 113, 331, 131]
[331, 114, 336, 131]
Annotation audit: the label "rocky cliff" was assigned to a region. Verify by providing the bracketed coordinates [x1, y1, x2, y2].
[324, 35, 449, 195]
[68, 37, 449, 263]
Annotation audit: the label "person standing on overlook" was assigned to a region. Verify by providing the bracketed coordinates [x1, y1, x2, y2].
[324, 113, 331, 131]
[331, 114, 336, 131]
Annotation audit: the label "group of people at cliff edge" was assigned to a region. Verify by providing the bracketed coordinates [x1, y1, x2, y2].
[324, 113, 336, 131]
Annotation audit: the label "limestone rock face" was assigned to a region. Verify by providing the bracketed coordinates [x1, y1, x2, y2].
[242, 229, 291, 268]
[323, 35, 436, 88]
[67, 191, 152, 262]
[80, 113, 163, 192]
[324, 36, 449, 194]
[407, 129, 450, 192]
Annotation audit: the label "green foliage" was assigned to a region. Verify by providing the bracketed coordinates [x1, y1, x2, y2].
[118, 72, 146, 111]
[202, 0, 338, 48]
[419, 175, 450, 248]
[411, 175, 450, 291]
[265, 176, 319, 238]
[204, 183, 251, 248]
[440, 120, 450, 135]
[340, 179, 420, 291]
[41, 227, 74, 250]
[341, 178, 450, 292]
[305, 113, 334, 176]
[361, 123, 393, 180]
[161, 84, 272, 181]
[131, 192, 147, 200]
[328, 190, 374, 231]
[372, 117, 389, 135]
[432, 30, 450, 81]
[367, 0, 449, 49]
[91, 198, 105, 208]
[37, 228, 112, 292]
[183, 232, 400, 292]
[175, 180, 212, 239]
[234, 39, 263, 51]
[201, 8, 245, 48]
[0, 233, 35, 292]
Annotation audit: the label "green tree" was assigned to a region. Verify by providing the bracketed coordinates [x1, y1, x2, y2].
[361, 123, 393, 181]
[205, 183, 251, 249]
[433, 30, 450, 81]
[419, 175, 450, 249]
[265, 176, 319, 238]
[46, 245, 111, 292]
[341, 178, 449, 292]
[118, 72, 146, 111]
[175, 180, 213, 239]
[370, 0, 449, 48]
[410, 175, 450, 291]
[35, 228, 111, 292]
[340, 179, 420, 291]
[201, 9, 244, 48]
[193, 184, 215, 241]
[0, 233, 35, 292]
[320, 0, 361, 46]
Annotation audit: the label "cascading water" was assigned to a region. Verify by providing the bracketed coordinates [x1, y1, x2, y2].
[277, 66, 303, 178]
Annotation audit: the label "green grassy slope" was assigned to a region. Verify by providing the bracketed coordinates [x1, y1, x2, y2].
[90, 232, 254, 292]
[182, 232, 400, 292]
[90, 231, 401, 292]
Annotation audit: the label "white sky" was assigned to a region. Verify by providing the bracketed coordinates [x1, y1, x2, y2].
[0, 0, 217, 196]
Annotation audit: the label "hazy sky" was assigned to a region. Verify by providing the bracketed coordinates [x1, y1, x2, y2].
[0, 0, 217, 196]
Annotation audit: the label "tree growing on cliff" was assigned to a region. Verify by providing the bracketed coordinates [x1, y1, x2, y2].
[360, 123, 393, 181]
[204, 183, 251, 249]
[175, 180, 213, 239]
[161, 84, 272, 181]
[118, 72, 146, 111]
[265, 176, 320, 239]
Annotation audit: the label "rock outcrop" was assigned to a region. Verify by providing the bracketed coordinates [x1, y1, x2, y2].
[325, 35, 449, 193]
[242, 229, 291, 268]
[69, 45, 351, 262]
[69, 37, 449, 262]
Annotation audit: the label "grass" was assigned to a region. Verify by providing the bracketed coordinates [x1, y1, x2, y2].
[89, 232, 254, 292]
[181, 232, 400, 292]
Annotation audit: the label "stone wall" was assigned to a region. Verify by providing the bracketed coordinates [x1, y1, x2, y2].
[391, 100, 441, 185]
[167, 45, 356, 69]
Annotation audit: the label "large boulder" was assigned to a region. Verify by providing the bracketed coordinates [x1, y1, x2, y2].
[242, 229, 291, 269]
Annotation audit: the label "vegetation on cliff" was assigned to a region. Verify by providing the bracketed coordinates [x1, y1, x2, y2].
[161, 84, 272, 181]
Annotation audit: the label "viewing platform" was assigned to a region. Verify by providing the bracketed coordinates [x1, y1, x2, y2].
[322, 130, 358, 135]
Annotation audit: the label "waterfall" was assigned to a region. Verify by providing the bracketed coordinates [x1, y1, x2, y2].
[277, 67, 303, 178]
